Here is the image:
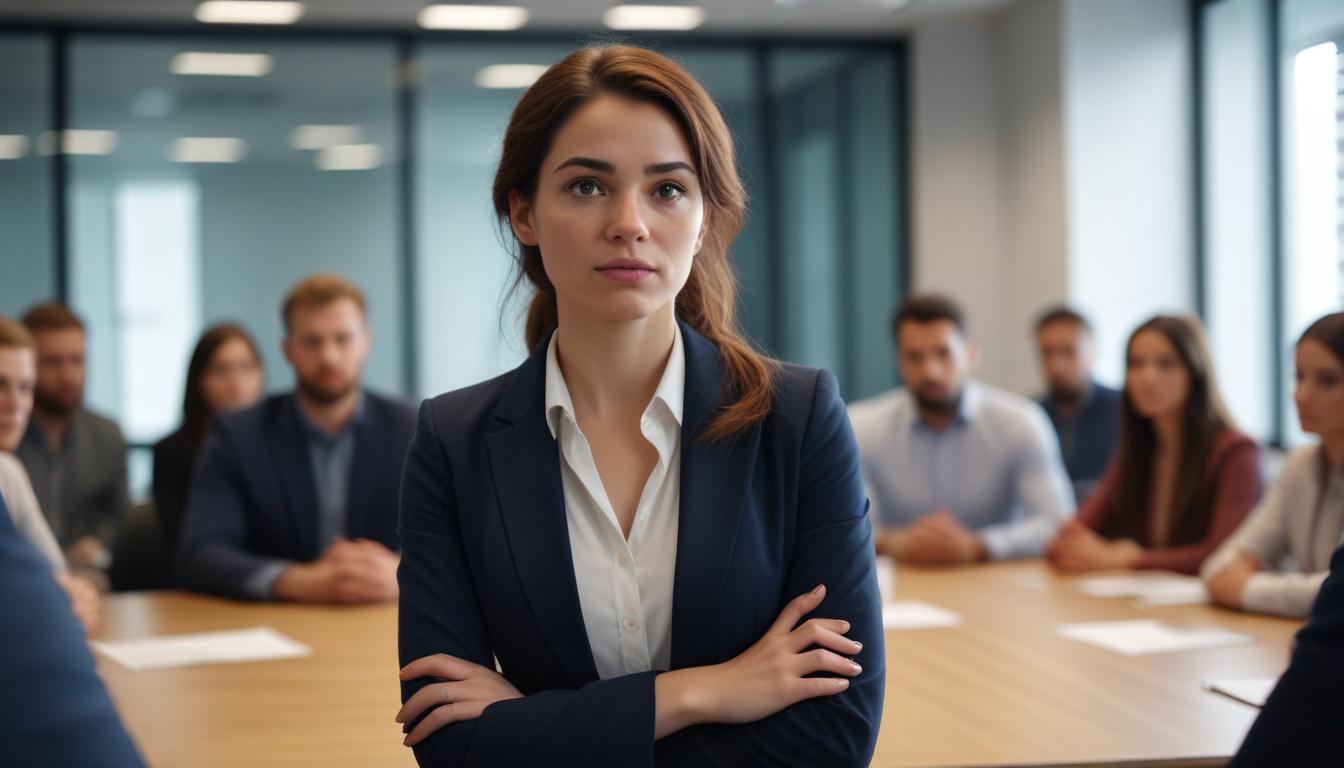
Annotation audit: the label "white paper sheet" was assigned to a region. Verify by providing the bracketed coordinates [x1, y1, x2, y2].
[92, 626, 311, 670]
[1056, 619, 1253, 657]
[883, 601, 963, 630]
[1074, 574, 1210, 606]
[1203, 678, 1278, 708]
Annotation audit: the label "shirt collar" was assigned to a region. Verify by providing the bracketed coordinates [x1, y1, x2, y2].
[545, 324, 686, 440]
[295, 391, 365, 443]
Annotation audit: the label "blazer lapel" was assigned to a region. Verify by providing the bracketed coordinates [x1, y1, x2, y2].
[270, 396, 321, 560]
[486, 333, 600, 687]
[670, 323, 760, 668]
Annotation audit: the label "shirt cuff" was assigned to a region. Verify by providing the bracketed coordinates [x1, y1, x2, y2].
[244, 560, 291, 601]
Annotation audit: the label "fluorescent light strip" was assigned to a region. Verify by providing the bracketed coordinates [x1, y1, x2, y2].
[417, 4, 529, 31]
[195, 1, 304, 25]
[290, 124, 362, 150]
[603, 5, 705, 31]
[315, 144, 382, 171]
[170, 137, 247, 163]
[171, 51, 273, 77]
[0, 135, 30, 160]
[53, 130, 119, 156]
[474, 64, 549, 90]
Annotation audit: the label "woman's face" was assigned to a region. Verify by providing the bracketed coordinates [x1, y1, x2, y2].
[201, 337, 263, 416]
[1295, 338, 1344, 439]
[1126, 329, 1192, 421]
[509, 94, 707, 328]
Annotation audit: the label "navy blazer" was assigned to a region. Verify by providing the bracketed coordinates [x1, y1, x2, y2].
[0, 493, 145, 767]
[177, 391, 417, 600]
[1230, 543, 1344, 766]
[398, 323, 885, 767]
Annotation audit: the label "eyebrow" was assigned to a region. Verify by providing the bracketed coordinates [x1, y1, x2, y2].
[553, 157, 696, 175]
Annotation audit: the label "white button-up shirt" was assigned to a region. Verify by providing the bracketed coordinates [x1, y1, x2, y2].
[544, 327, 683, 680]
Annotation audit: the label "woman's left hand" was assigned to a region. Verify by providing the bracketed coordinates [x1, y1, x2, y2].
[395, 654, 523, 747]
[1048, 521, 1142, 572]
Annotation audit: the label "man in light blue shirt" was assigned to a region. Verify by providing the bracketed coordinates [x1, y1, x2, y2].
[849, 294, 1072, 563]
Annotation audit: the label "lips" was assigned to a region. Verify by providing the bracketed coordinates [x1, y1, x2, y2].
[596, 258, 656, 284]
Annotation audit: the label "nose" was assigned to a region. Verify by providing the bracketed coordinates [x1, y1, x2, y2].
[605, 192, 649, 244]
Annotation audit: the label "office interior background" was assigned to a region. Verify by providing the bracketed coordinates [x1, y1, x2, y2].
[1, 0, 1342, 501]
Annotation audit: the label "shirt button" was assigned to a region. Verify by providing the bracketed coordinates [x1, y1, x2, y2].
[622, 617, 641, 633]
[617, 555, 631, 568]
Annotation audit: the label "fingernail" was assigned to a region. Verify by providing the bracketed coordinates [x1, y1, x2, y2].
[851, 662, 862, 674]
[836, 678, 849, 688]
[853, 641, 862, 651]
[841, 620, 851, 632]
[812, 584, 825, 596]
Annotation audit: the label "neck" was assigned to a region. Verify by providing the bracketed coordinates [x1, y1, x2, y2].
[1152, 410, 1183, 452]
[554, 304, 677, 422]
[1321, 434, 1344, 469]
[296, 389, 360, 436]
[32, 407, 73, 448]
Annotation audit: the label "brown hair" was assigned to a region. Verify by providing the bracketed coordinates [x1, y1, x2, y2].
[0, 314, 36, 351]
[1107, 315, 1235, 546]
[1299, 312, 1344, 367]
[891, 293, 968, 342]
[182, 323, 263, 449]
[20, 302, 84, 334]
[281, 274, 366, 332]
[492, 45, 773, 441]
[1034, 305, 1093, 336]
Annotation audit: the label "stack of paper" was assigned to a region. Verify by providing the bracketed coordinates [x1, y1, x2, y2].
[92, 626, 311, 670]
[883, 601, 963, 630]
[1074, 574, 1210, 606]
[875, 556, 897, 603]
[1204, 678, 1279, 708]
[1056, 619, 1252, 657]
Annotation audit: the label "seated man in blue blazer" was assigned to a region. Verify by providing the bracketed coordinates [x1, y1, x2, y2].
[177, 275, 417, 602]
[1230, 542, 1344, 765]
[0, 492, 144, 767]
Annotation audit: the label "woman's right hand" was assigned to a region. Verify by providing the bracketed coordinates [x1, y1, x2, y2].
[655, 584, 862, 738]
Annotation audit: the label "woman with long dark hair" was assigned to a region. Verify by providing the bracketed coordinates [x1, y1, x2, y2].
[152, 323, 263, 549]
[1047, 314, 1261, 575]
[395, 45, 883, 765]
[1202, 312, 1344, 616]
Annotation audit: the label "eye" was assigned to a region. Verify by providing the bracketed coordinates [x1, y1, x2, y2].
[568, 178, 603, 198]
[654, 182, 685, 200]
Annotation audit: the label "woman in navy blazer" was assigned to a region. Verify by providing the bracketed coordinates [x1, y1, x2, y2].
[396, 45, 884, 766]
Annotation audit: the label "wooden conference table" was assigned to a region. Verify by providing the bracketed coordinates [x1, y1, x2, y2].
[93, 561, 1300, 767]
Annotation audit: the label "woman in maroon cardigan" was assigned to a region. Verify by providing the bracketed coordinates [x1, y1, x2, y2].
[1047, 315, 1261, 575]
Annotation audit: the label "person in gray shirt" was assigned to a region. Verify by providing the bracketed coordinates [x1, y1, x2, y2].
[1204, 312, 1344, 617]
[15, 303, 128, 578]
[849, 295, 1073, 564]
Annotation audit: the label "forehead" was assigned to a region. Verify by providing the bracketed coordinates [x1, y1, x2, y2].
[0, 346, 36, 375]
[1298, 338, 1344, 370]
[1130, 329, 1176, 355]
[32, 327, 84, 348]
[544, 95, 694, 171]
[899, 320, 964, 349]
[288, 298, 364, 332]
[1038, 321, 1086, 342]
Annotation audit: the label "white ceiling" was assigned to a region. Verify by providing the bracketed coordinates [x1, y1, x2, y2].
[0, 0, 1015, 37]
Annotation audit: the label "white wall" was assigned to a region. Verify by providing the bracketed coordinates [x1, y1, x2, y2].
[910, 0, 1196, 395]
[1062, 0, 1196, 386]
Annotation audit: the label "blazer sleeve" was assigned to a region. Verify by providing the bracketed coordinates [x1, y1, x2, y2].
[399, 399, 661, 768]
[152, 438, 188, 551]
[1230, 544, 1344, 766]
[176, 424, 291, 600]
[1136, 438, 1261, 575]
[653, 368, 885, 767]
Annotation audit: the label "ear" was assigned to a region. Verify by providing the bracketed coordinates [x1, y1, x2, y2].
[280, 335, 295, 367]
[508, 189, 539, 247]
[693, 205, 710, 255]
[965, 339, 981, 370]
